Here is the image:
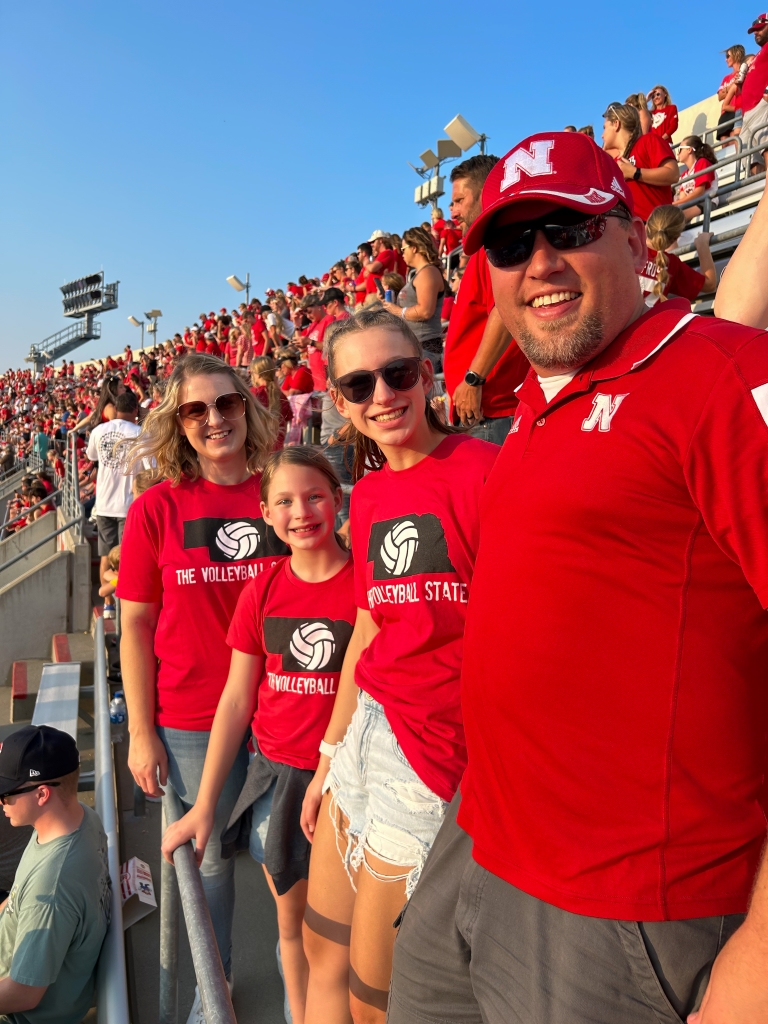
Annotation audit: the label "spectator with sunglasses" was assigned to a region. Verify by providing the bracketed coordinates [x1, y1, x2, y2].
[603, 102, 679, 221]
[117, 355, 285, 1023]
[647, 84, 678, 141]
[389, 129, 768, 1024]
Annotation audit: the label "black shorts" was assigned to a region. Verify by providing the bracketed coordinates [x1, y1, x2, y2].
[96, 515, 125, 557]
[388, 793, 744, 1024]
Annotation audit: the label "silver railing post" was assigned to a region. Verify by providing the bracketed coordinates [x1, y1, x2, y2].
[162, 787, 237, 1024]
[94, 616, 130, 1024]
[159, 803, 180, 1024]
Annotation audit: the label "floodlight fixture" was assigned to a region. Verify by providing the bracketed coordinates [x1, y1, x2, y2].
[444, 114, 484, 152]
[227, 272, 251, 303]
[145, 309, 163, 319]
[420, 148, 439, 169]
[128, 315, 145, 348]
[61, 271, 119, 319]
[144, 310, 162, 339]
[437, 138, 462, 161]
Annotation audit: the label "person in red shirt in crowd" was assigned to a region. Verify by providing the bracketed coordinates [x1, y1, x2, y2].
[639, 205, 717, 305]
[673, 135, 718, 221]
[443, 154, 530, 443]
[438, 219, 462, 259]
[647, 84, 678, 141]
[603, 102, 679, 221]
[279, 353, 314, 395]
[430, 206, 446, 248]
[205, 332, 222, 358]
[740, 13, 768, 175]
[300, 309, 498, 1024]
[250, 357, 293, 448]
[162, 447, 354, 1024]
[354, 243, 373, 307]
[717, 44, 749, 139]
[302, 293, 335, 391]
[323, 287, 351, 322]
[117, 355, 282, 1017]
[388, 129, 768, 1024]
[363, 232, 398, 300]
[390, 234, 409, 279]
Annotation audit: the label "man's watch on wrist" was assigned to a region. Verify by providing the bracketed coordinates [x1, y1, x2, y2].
[464, 370, 486, 387]
[633, 166, 642, 182]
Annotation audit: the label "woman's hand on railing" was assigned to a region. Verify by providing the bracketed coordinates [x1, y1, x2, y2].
[161, 806, 214, 867]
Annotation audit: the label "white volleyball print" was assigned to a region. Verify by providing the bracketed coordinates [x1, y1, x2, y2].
[215, 520, 260, 560]
[290, 621, 336, 671]
[380, 520, 419, 576]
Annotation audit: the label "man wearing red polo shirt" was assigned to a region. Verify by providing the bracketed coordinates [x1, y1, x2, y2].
[390, 132, 768, 1024]
[443, 155, 530, 444]
[741, 13, 768, 175]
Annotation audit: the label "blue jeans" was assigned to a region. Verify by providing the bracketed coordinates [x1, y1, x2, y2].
[157, 726, 248, 978]
[465, 415, 513, 446]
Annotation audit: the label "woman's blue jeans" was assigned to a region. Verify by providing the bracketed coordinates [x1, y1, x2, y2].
[157, 726, 248, 978]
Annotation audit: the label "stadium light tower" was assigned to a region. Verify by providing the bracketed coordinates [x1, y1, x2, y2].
[127, 315, 145, 349]
[227, 273, 250, 304]
[144, 309, 162, 344]
[410, 115, 486, 210]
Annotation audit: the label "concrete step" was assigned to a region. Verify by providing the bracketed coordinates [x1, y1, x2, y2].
[52, 631, 94, 687]
[91, 605, 115, 636]
[9, 659, 46, 724]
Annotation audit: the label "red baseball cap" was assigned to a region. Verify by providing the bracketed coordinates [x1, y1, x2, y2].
[463, 132, 634, 256]
[748, 12, 768, 31]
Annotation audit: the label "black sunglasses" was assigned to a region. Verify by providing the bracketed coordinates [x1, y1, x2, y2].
[176, 391, 246, 428]
[1, 781, 60, 804]
[334, 357, 422, 404]
[485, 207, 631, 269]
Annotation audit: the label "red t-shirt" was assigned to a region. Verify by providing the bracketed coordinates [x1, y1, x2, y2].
[432, 219, 446, 236]
[440, 227, 462, 253]
[638, 248, 705, 303]
[281, 367, 314, 394]
[366, 249, 397, 294]
[622, 134, 677, 221]
[459, 301, 768, 921]
[305, 315, 334, 391]
[740, 43, 768, 113]
[649, 104, 678, 139]
[227, 558, 356, 769]
[350, 434, 498, 801]
[116, 476, 289, 730]
[443, 249, 530, 419]
[678, 158, 716, 197]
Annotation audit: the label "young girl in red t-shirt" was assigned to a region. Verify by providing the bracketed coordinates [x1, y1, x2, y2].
[299, 308, 498, 1024]
[673, 135, 718, 221]
[162, 446, 355, 1024]
[638, 205, 718, 306]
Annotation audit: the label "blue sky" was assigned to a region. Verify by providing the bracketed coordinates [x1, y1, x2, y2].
[0, 1, 754, 368]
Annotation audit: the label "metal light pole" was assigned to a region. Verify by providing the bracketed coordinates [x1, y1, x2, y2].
[226, 273, 250, 305]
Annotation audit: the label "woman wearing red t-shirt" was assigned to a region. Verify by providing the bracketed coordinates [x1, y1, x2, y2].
[250, 356, 293, 448]
[117, 354, 282, 1005]
[638, 205, 717, 306]
[162, 447, 355, 1024]
[647, 84, 678, 141]
[602, 102, 679, 222]
[673, 135, 718, 221]
[299, 309, 498, 1024]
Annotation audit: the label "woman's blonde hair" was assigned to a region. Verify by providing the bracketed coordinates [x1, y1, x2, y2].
[625, 92, 649, 112]
[325, 308, 459, 482]
[726, 44, 746, 65]
[645, 205, 686, 302]
[605, 103, 642, 159]
[123, 353, 275, 485]
[250, 356, 282, 418]
[649, 84, 671, 106]
[402, 226, 442, 267]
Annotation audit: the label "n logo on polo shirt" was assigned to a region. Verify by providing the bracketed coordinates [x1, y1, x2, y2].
[581, 393, 629, 433]
[183, 517, 289, 562]
[501, 140, 555, 190]
[263, 617, 353, 672]
[368, 514, 456, 580]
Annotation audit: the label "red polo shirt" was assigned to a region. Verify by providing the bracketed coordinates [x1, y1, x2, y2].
[740, 43, 768, 113]
[443, 249, 529, 420]
[459, 301, 768, 921]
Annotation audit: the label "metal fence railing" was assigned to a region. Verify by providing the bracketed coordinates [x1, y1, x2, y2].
[161, 787, 237, 1024]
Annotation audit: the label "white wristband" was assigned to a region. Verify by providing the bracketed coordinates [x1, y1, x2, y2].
[319, 740, 340, 760]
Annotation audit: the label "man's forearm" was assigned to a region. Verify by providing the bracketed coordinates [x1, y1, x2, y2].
[468, 306, 513, 378]
[746, 833, 768, 938]
[0, 976, 46, 1013]
[714, 187, 768, 328]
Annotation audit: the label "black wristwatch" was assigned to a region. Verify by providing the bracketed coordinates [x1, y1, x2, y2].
[464, 370, 487, 387]
[633, 166, 642, 182]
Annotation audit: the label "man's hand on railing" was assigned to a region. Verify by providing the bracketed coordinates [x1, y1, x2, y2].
[161, 805, 214, 868]
[127, 730, 168, 799]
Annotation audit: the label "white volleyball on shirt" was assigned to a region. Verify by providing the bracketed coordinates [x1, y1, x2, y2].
[215, 520, 260, 560]
[380, 520, 419, 576]
[290, 621, 336, 671]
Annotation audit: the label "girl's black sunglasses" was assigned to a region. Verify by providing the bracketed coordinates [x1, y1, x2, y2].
[485, 206, 632, 269]
[335, 357, 422, 404]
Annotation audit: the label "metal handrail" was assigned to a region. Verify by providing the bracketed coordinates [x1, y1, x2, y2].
[161, 787, 237, 1024]
[0, 516, 82, 575]
[672, 132, 768, 232]
[93, 615, 130, 1024]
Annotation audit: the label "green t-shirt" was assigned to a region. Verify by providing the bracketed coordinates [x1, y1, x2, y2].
[0, 805, 111, 1024]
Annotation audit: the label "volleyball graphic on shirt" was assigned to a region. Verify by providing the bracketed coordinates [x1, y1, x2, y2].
[380, 520, 420, 576]
[289, 621, 336, 671]
[215, 520, 260, 560]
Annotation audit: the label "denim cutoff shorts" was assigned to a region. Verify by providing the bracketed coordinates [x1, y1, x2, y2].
[324, 691, 448, 897]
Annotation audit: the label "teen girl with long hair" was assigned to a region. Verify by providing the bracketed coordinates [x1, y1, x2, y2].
[674, 135, 718, 221]
[639, 205, 717, 306]
[602, 102, 680, 222]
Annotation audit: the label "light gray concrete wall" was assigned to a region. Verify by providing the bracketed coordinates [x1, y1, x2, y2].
[0, 551, 70, 686]
[58, 512, 90, 631]
[0, 512, 57, 586]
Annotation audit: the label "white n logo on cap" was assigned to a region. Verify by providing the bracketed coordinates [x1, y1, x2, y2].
[501, 140, 555, 191]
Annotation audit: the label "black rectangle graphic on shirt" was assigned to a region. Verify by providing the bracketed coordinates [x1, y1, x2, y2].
[183, 517, 289, 562]
[367, 513, 455, 580]
[264, 617, 354, 673]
